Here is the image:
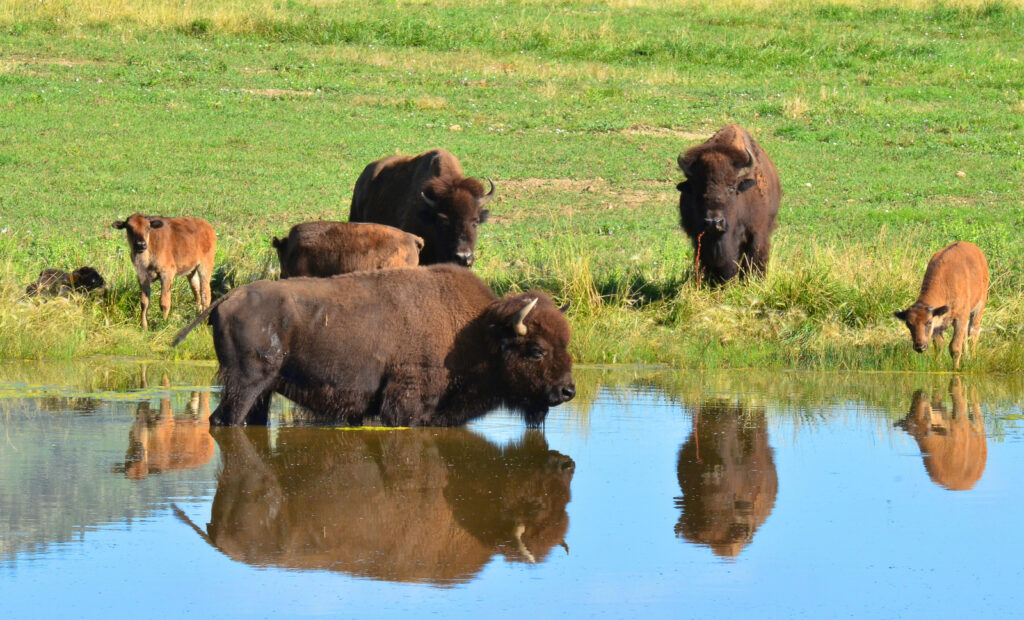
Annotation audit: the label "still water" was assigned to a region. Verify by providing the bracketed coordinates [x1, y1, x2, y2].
[2, 362, 1023, 617]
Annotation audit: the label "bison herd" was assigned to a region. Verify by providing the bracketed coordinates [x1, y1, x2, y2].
[24, 124, 989, 426]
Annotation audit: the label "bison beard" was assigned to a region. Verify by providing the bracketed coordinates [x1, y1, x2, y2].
[173, 264, 575, 427]
[676, 124, 781, 285]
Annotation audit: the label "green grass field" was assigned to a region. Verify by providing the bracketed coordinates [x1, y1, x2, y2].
[0, 0, 1022, 370]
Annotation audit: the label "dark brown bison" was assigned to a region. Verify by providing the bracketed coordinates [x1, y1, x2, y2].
[676, 124, 781, 284]
[895, 377, 987, 491]
[675, 400, 778, 558]
[25, 266, 105, 296]
[271, 221, 423, 278]
[173, 426, 573, 585]
[112, 214, 216, 329]
[173, 264, 575, 427]
[349, 148, 494, 267]
[893, 241, 989, 369]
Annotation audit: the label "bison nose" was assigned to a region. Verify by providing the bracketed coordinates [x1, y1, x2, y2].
[134, 242, 147, 251]
[703, 217, 727, 233]
[455, 251, 474, 267]
[914, 343, 927, 353]
[561, 384, 576, 401]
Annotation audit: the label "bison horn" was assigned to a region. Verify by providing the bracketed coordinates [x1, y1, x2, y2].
[514, 524, 537, 564]
[420, 191, 437, 208]
[735, 146, 755, 176]
[479, 177, 496, 205]
[514, 297, 538, 336]
[677, 153, 693, 179]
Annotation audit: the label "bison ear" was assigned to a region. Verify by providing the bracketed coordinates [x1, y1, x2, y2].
[893, 309, 909, 321]
[932, 306, 949, 317]
[112, 220, 126, 229]
[478, 209, 490, 224]
[737, 178, 757, 192]
[413, 236, 425, 250]
[149, 219, 164, 229]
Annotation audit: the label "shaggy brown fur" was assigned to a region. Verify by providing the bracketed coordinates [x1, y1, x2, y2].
[894, 241, 989, 368]
[173, 426, 573, 584]
[173, 264, 575, 427]
[25, 266, 105, 296]
[112, 214, 216, 329]
[349, 148, 494, 267]
[271, 221, 423, 278]
[676, 124, 781, 284]
[895, 378, 987, 491]
[675, 400, 778, 558]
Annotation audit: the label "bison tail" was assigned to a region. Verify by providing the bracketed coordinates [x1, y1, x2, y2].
[172, 292, 231, 347]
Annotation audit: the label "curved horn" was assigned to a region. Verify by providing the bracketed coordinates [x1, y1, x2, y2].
[514, 524, 537, 564]
[677, 153, 693, 179]
[735, 146, 755, 177]
[479, 177, 495, 205]
[514, 297, 538, 336]
[420, 191, 437, 208]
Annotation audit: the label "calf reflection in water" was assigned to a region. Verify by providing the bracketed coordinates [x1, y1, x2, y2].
[175, 427, 574, 585]
[119, 378, 214, 479]
[675, 401, 778, 558]
[895, 377, 987, 491]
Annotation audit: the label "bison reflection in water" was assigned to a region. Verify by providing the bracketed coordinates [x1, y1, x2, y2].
[117, 375, 214, 480]
[895, 377, 987, 491]
[176, 427, 574, 585]
[675, 401, 778, 558]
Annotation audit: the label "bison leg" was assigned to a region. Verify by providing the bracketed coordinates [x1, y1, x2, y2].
[138, 278, 152, 330]
[158, 273, 173, 320]
[949, 317, 967, 369]
[968, 305, 984, 346]
[379, 372, 442, 427]
[188, 269, 203, 312]
[211, 378, 276, 426]
[199, 258, 213, 310]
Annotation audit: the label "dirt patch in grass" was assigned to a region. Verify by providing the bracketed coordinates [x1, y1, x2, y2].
[242, 88, 317, 98]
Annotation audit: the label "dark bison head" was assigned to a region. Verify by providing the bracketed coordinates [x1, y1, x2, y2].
[894, 303, 949, 353]
[70, 266, 105, 291]
[676, 132, 758, 238]
[418, 175, 493, 267]
[485, 293, 575, 425]
[112, 213, 164, 254]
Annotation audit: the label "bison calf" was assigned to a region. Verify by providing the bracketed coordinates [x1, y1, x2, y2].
[113, 214, 216, 329]
[173, 264, 575, 427]
[677, 124, 781, 284]
[272, 221, 423, 278]
[894, 241, 988, 369]
[26, 266, 105, 296]
[350, 148, 494, 267]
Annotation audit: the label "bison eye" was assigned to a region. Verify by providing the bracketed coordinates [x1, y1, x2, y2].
[527, 345, 546, 360]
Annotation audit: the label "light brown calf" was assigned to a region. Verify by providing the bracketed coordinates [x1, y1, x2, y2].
[272, 221, 423, 278]
[894, 241, 988, 368]
[113, 214, 216, 329]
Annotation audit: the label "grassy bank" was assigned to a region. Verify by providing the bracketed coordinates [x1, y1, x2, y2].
[1, 0, 1022, 370]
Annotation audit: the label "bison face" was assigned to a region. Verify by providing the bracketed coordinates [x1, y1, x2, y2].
[70, 266, 105, 291]
[419, 177, 493, 266]
[894, 304, 950, 353]
[112, 214, 164, 254]
[487, 294, 575, 424]
[677, 148, 758, 238]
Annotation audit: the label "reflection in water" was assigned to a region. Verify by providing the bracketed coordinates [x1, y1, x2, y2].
[178, 427, 574, 585]
[118, 371, 214, 480]
[675, 400, 778, 558]
[895, 377, 987, 491]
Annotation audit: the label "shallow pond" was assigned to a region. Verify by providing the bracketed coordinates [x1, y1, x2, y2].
[2, 361, 1024, 617]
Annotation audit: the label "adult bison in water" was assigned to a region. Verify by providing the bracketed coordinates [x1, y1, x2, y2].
[676, 124, 781, 284]
[675, 400, 778, 558]
[173, 264, 575, 426]
[349, 148, 494, 267]
[172, 427, 573, 584]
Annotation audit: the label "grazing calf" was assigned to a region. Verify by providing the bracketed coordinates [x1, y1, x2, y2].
[894, 241, 988, 368]
[26, 266, 105, 296]
[272, 221, 423, 278]
[350, 148, 494, 267]
[112, 214, 216, 329]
